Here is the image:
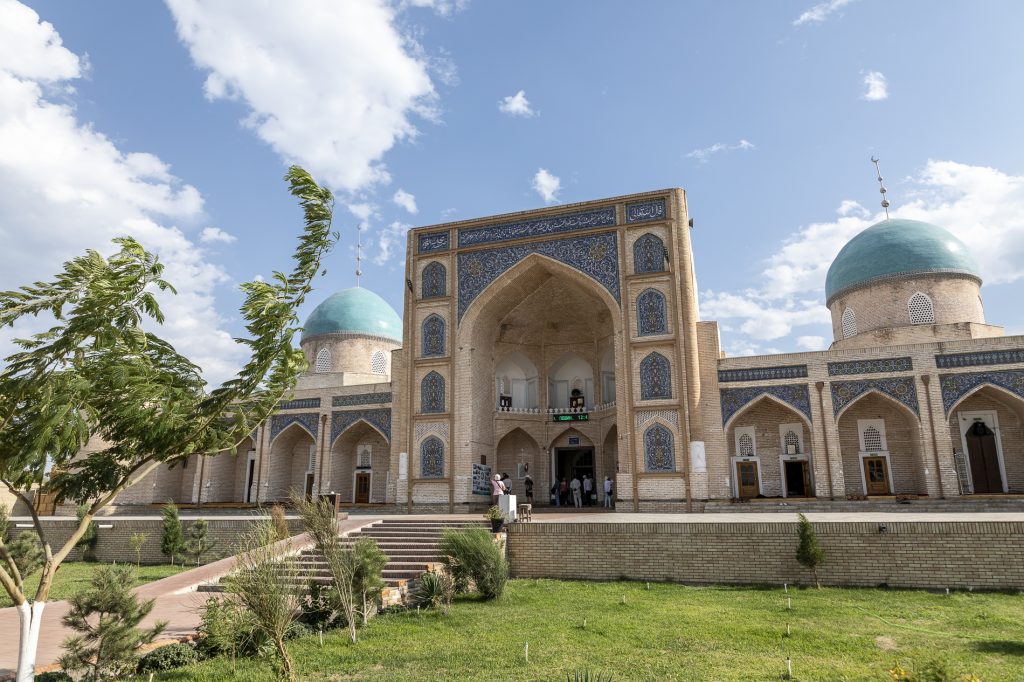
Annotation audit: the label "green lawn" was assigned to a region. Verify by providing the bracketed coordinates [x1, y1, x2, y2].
[153, 579, 1024, 681]
[0, 562, 187, 608]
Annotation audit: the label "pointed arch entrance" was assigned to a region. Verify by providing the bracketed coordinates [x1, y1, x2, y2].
[947, 384, 1024, 494]
[330, 420, 390, 504]
[836, 391, 926, 497]
[494, 428, 541, 499]
[205, 436, 257, 503]
[266, 423, 317, 502]
[725, 395, 814, 499]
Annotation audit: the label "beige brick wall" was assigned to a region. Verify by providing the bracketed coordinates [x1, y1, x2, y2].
[949, 388, 1024, 493]
[836, 392, 927, 496]
[507, 519, 1024, 589]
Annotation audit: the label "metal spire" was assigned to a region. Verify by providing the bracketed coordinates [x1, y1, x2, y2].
[871, 156, 891, 219]
[355, 224, 363, 287]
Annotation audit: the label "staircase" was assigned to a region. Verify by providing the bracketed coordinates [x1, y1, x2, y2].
[293, 518, 489, 605]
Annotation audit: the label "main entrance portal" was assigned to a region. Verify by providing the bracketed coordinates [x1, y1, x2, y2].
[554, 448, 594, 494]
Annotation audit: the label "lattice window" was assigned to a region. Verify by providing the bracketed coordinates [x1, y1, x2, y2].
[644, 423, 675, 471]
[908, 292, 935, 325]
[315, 347, 331, 373]
[357, 444, 372, 468]
[636, 288, 667, 336]
[633, 233, 666, 273]
[421, 371, 445, 414]
[784, 430, 800, 455]
[738, 433, 754, 456]
[422, 314, 445, 357]
[639, 352, 672, 400]
[862, 426, 882, 451]
[371, 350, 387, 375]
[841, 307, 857, 339]
[421, 261, 447, 298]
[420, 436, 444, 478]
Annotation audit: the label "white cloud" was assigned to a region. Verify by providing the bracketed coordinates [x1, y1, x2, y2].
[861, 70, 888, 101]
[793, 0, 856, 26]
[347, 202, 377, 224]
[796, 335, 827, 351]
[532, 168, 561, 204]
[392, 188, 418, 214]
[165, 0, 439, 193]
[374, 220, 411, 264]
[441, 207, 457, 218]
[0, 1, 244, 384]
[702, 159, 1024, 351]
[687, 139, 755, 163]
[498, 90, 536, 117]
[400, 0, 469, 17]
[199, 226, 237, 244]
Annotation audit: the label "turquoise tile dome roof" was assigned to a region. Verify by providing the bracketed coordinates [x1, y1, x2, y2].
[825, 218, 981, 303]
[301, 287, 402, 343]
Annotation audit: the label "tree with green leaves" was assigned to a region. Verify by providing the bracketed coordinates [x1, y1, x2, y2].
[73, 505, 98, 562]
[160, 502, 185, 566]
[185, 517, 216, 566]
[796, 513, 825, 588]
[58, 564, 166, 681]
[0, 166, 336, 682]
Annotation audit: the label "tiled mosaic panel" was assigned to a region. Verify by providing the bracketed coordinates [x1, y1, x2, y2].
[420, 436, 445, 478]
[331, 409, 392, 443]
[640, 352, 672, 400]
[278, 398, 321, 410]
[421, 261, 447, 298]
[827, 357, 913, 376]
[332, 392, 393, 407]
[422, 314, 446, 357]
[626, 199, 667, 224]
[720, 384, 812, 425]
[644, 423, 675, 471]
[421, 371, 446, 414]
[938, 370, 1024, 413]
[457, 206, 616, 248]
[830, 376, 919, 416]
[718, 365, 808, 383]
[457, 231, 620, 322]
[418, 232, 449, 253]
[632, 233, 666, 274]
[935, 349, 1024, 369]
[636, 288, 667, 336]
[270, 412, 320, 441]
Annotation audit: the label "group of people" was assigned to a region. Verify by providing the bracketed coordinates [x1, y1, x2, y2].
[551, 474, 614, 509]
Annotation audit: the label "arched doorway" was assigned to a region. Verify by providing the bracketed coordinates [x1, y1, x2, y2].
[205, 436, 257, 504]
[947, 385, 1024, 494]
[494, 428, 541, 500]
[266, 423, 317, 503]
[330, 421, 390, 504]
[725, 396, 813, 499]
[836, 392, 926, 497]
[550, 428, 596, 505]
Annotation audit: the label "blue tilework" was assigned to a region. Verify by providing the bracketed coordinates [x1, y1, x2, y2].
[422, 314, 446, 357]
[636, 288, 667, 336]
[939, 370, 1024, 413]
[718, 365, 808, 383]
[330, 409, 392, 443]
[270, 412, 319, 441]
[421, 371, 446, 414]
[421, 261, 447, 298]
[457, 206, 616, 248]
[278, 398, 321, 410]
[830, 377, 919, 417]
[827, 357, 913, 376]
[418, 232, 449, 253]
[640, 352, 672, 400]
[332, 392, 392, 407]
[644, 423, 675, 471]
[632, 233, 666, 274]
[626, 199, 666, 224]
[935, 349, 1024, 369]
[457, 231, 620, 322]
[720, 384, 812, 426]
[420, 436, 445, 478]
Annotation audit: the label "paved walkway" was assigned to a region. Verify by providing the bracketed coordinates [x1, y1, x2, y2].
[0, 516, 378, 679]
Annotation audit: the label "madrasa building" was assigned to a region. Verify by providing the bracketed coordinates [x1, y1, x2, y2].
[113, 188, 1024, 512]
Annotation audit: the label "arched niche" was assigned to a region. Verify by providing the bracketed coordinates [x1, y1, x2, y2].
[548, 351, 594, 409]
[494, 351, 539, 410]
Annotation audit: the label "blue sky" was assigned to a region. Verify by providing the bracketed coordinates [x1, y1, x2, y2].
[3, 0, 1024, 383]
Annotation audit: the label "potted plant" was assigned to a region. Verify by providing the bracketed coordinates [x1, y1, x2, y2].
[484, 505, 505, 532]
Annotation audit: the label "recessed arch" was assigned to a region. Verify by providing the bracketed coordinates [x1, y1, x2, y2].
[724, 393, 813, 431]
[270, 419, 317, 446]
[548, 426, 594, 451]
[330, 417, 389, 449]
[841, 307, 857, 338]
[314, 347, 332, 373]
[945, 381, 1024, 417]
[835, 387, 922, 423]
[908, 291, 935, 325]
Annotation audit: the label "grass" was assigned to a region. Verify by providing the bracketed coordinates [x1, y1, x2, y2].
[0, 561, 188, 607]
[151, 579, 1024, 681]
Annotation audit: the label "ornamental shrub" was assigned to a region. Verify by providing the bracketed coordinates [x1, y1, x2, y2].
[36, 672, 73, 682]
[439, 527, 508, 600]
[137, 642, 199, 673]
[796, 513, 825, 588]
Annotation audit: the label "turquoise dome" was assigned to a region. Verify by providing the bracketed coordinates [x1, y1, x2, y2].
[825, 219, 981, 303]
[301, 288, 402, 342]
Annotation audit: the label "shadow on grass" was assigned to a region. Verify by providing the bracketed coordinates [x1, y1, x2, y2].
[973, 640, 1024, 656]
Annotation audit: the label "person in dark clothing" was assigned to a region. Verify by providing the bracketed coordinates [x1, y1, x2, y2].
[524, 475, 534, 504]
[550, 480, 560, 506]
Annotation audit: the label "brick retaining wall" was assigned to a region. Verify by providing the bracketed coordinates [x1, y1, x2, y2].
[506, 519, 1024, 589]
[4, 516, 304, 565]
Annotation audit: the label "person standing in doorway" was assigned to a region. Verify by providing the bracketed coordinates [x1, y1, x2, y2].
[551, 480, 561, 507]
[582, 474, 593, 507]
[604, 476, 614, 508]
[524, 475, 534, 505]
[559, 478, 569, 507]
[570, 475, 582, 508]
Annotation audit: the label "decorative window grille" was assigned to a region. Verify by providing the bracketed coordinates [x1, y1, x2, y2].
[371, 350, 387, 375]
[738, 433, 754, 456]
[862, 426, 882, 451]
[908, 292, 935, 325]
[841, 307, 857, 339]
[357, 444, 372, 469]
[636, 288, 667, 336]
[315, 348, 332, 373]
[421, 261, 447, 298]
[784, 430, 800, 454]
[633, 233, 667, 273]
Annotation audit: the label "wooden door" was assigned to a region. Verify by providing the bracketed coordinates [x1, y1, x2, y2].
[355, 473, 371, 504]
[304, 472, 315, 499]
[736, 461, 759, 499]
[863, 457, 890, 495]
[965, 421, 1003, 494]
[245, 459, 255, 503]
